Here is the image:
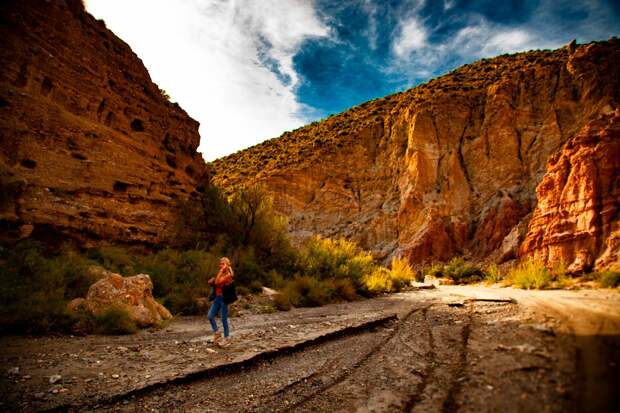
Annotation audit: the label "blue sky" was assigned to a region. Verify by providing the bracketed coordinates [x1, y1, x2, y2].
[85, 0, 620, 160]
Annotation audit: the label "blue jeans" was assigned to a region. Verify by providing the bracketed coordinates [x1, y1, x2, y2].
[207, 296, 229, 337]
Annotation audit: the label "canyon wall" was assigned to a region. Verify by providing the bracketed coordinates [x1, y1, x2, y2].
[213, 39, 620, 272]
[0, 0, 208, 246]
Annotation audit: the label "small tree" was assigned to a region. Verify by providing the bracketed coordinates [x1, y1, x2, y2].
[229, 184, 271, 246]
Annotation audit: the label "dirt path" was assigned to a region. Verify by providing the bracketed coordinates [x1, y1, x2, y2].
[1, 286, 619, 412]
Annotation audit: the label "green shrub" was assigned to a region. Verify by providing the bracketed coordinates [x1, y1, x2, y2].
[443, 258, 483, 284]
[509, 258, 552, 289]
[596, 271, 620, 288]
[236, 286, 251, 296]
[329, 278, 359, 301]
[265, 269, 286, 289]
[89, 246, 136, 275]
[298, 236, 375, 287]
[0, 241, 95, 334]
[162, 289, 199, 315]
[279, 275, 332, 308]
[94, 306, 138, 335]
[134, 248, 217, 314]
[272, 292, 292, 311]
[484, 264, 503, 285]
[424, 263, 444, 278]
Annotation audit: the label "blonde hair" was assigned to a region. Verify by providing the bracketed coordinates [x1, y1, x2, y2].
[220, 257, 234, 276]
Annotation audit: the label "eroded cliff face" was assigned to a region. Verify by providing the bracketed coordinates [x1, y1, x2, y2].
[0, 0, 208, 246]
[520, 110, 620, 272]
[214, 39, 620, 271]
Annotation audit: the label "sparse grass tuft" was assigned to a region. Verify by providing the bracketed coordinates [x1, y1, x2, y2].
[93, 306, 138, 335]
[484, 264, 503, 285]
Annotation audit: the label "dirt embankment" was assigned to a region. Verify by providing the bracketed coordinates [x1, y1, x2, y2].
[1, 286, 619, 412]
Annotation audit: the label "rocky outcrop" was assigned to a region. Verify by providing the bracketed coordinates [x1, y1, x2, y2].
[213, 39, 620, 270]
[70, 270, 172, 327]
[520, 110, 620, 272]
[0, 0, 208, 246]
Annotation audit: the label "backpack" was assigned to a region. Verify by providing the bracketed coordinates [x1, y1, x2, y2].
[222, 282, 238, 304]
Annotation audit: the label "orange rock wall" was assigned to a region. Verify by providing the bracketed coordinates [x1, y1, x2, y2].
[0, 0, 208, 246]
[520, 111, 620, 272]
[215, 40, 620, 271]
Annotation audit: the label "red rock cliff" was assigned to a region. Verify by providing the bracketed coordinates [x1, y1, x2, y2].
[520, 110, 620, 272]
[0, 0, 208, 246]
[213, 39, 620, 271]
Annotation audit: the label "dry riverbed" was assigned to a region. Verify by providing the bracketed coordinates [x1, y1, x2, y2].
[1, 286, 619, 412]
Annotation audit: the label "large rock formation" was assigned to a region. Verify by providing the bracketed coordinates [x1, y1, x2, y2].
[70, 270, 172, 327]
[213, 39, 620, 272]
[520, 110, 620, 272]
[0, 0, 207, 246]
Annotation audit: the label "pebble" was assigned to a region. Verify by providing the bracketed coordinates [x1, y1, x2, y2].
[49, 374, 62, 384]
[112, 374, 120, 379]
[7, 367, 19, 375]
[34, 392, 45, 399]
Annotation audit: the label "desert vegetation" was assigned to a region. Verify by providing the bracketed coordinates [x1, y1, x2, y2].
[0, 184, 417, 335]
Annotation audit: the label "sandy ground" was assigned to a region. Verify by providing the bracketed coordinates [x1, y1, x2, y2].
[1, 285, 619, 412]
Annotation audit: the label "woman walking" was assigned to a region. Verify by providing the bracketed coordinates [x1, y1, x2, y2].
[207, 257, 234, 346]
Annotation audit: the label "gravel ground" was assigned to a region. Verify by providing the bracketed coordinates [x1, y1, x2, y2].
[1, 286, 619, 412]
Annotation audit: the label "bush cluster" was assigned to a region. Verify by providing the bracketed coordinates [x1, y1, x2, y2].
[274, 238, 417, 310]
[0, 241, 95, 334]
[506, 258, 567, 289]
[590, 271, 620, 288]
[423, 258, 484, 284]
[364, 257, 416, 293]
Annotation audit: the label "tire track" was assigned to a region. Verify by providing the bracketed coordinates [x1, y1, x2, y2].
[46, 314, 397, 413]
[281, 305, 432, 412]
[408, 302, 474, 413]
[441, 304, 473, 412]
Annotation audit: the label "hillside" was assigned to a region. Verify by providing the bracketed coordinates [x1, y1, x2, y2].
[213, 39, 620, 271]
[0, 0, 208, 246]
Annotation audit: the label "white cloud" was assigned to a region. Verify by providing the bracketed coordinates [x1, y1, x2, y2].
[392, 1, 429, 57]
[362, 0, 379, 50]
[393, 16, 429, 56]
[85, 0, 329, 160]
[390, 11, 563, 84]
[443, 0, 456, 11]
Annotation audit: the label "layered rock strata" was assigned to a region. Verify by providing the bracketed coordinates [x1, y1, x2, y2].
[520, 110, 620, 272]
[213, 39, 620, 271]
[0, 0, 207, 246]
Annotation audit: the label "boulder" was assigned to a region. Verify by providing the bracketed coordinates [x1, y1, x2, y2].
[84, 272, 172, 327]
